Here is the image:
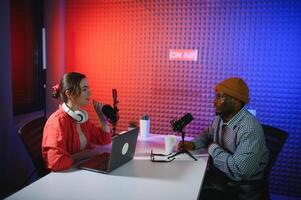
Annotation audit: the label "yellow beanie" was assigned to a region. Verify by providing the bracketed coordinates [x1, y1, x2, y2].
[216, 78, 249, 103]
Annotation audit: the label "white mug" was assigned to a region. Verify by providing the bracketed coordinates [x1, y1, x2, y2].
[165, 135, 177, 154]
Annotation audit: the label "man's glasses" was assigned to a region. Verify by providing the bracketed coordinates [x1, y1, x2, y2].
[150, 150, 175, 162]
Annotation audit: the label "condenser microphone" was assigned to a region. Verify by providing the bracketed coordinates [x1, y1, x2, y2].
[112, 89, 117, 101]
[171, 113, 193, 132]
[102, 104, 117, 124]
[112, 88, 119, 120]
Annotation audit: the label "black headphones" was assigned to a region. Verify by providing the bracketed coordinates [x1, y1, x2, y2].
[62, 103, 88, 124]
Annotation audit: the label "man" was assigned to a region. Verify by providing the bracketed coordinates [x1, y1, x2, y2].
[181, 77, 269, 200]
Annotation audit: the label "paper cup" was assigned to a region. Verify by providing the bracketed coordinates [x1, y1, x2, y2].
[165, 135, 177, 154]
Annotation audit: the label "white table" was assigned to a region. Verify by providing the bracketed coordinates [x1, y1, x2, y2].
[6, 135, 208, 200]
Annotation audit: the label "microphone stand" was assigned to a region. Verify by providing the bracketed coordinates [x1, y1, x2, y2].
[112, 122, 117, 137]
[167, 130, 197, 161]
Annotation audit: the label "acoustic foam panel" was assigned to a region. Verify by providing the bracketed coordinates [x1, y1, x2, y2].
[65, 0, 301, 196]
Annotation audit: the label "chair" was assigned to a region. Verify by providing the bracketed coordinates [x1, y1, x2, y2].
[261, 124, 288, 200]
[18, 117, 50, 183]
[225, 124, 288, 200]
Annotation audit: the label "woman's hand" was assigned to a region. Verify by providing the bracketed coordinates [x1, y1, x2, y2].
[71, 149, 99, 164]
[93, 99, 111, 133]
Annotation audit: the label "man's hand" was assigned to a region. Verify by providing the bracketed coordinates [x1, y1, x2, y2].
[178, 141, 195, 151]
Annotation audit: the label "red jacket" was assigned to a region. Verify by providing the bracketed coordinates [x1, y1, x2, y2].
[42, 106, 112, 171]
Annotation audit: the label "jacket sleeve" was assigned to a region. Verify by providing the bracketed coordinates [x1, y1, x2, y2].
[42, 117, 73, 171]
[192, 122, 215, 149]
[87, 121, 112, 145]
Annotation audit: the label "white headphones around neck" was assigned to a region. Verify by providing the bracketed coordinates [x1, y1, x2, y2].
[62, 103, 88, 124]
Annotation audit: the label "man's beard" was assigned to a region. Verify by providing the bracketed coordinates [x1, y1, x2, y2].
[215, 107, 233, 118]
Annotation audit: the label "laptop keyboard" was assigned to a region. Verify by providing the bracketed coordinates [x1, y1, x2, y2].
[78, 152, 111, 171]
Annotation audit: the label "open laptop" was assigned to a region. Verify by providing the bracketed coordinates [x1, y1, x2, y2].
[78, 127, 139, 173]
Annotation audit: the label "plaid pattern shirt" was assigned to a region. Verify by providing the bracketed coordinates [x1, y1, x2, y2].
[193, 107, 269, 181]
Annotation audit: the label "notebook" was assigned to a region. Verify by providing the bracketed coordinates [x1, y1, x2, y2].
[77, 127, 139, 173]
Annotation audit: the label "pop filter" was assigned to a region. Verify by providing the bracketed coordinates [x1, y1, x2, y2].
[102, 104, 117, 124]
[171, 113, 193, 132]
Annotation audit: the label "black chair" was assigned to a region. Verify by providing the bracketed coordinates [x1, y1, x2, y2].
[18, 117, 50, 184]
[224, 124, 288, 200]
[261, 124, 288, 200]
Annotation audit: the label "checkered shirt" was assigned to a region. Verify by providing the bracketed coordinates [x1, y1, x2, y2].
[193, 107, 269, 181]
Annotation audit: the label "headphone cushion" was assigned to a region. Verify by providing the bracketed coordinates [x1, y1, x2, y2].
[75, 110, 88, 123]
[62, 103, 88, 123]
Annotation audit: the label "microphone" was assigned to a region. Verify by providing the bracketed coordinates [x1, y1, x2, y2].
[102, 104, 117, 124]
[171, 113, 193, 132]
[112, 88, 119, 120]
[112, 89, 117, 101]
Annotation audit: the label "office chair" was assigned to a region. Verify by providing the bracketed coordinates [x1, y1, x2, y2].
[261, 124, 288, 200]
[18, 117, 50, 184]
[225, 124, 288, 200]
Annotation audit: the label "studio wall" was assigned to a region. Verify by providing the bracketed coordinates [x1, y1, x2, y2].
[64, 0, 301, 196]
[44, 0, 65, 115]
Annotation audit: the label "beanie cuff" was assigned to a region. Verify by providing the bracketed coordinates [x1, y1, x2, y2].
[216, 84, 249, 103]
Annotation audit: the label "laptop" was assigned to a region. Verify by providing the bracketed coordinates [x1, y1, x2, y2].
[78, 127, 139, 173]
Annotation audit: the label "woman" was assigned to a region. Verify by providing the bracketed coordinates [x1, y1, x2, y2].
[42, 72, 112, 171]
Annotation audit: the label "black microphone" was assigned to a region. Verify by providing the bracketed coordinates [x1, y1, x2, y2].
[102, 104, 117, 124]
[171, 113, 193, 132]
[112, 88, 119, 120]
[112, 89, 117, 101]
